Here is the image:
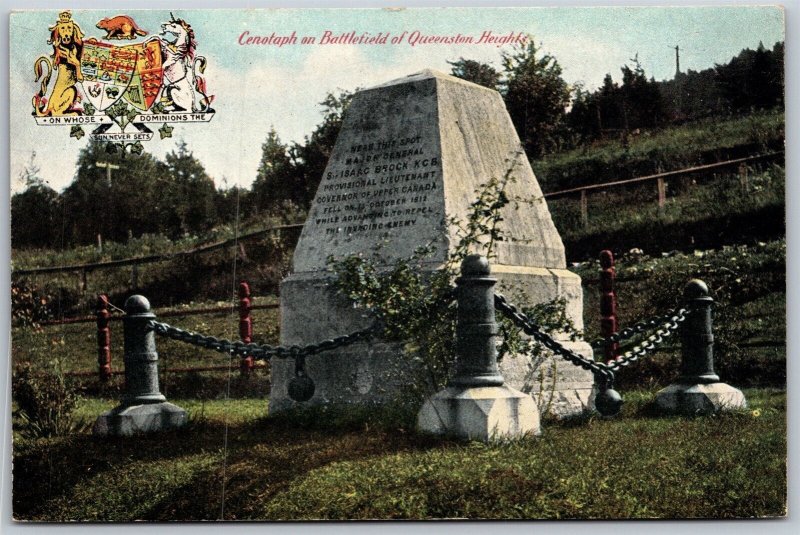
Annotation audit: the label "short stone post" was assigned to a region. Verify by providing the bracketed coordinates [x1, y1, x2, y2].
[417, 255, 540, 441]
[94, 295, 187, 436]
[654, 280, 747, 415]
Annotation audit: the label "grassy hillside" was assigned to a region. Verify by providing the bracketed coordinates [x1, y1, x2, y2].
[551, 163, 784, 260]
[533, 109, 784, 191]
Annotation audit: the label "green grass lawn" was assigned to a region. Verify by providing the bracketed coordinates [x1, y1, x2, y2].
[12, 388, 786, 521]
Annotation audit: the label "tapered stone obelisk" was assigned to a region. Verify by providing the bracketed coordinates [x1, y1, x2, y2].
[271, 70, 595, 417]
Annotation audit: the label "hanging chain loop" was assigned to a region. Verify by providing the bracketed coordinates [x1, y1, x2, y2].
[493, 293, 689, 388]
[149, 320, 381, 361]
[588, 308, 687, 349]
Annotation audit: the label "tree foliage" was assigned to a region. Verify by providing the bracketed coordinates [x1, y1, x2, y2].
[11, 153, 62, 249]
[289, 90, 356, 209]
[448, 57, 501, 90]
[501, 40, 571, 158]
[162, 140, 218, 236]
[62, 140, 166, 243]
[571, 41, 784, 143]
[567, 58, 666, 144]
[251, 127, 294, 213]
[715, 41, 784, 113]
[249, 90, 356, 214]
[13, 140, 234, 249]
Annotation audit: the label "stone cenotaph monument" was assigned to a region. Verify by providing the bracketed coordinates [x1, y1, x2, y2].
[271, 70, 595, 418]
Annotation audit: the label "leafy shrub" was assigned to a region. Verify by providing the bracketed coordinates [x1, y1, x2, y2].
[11, 281, 53, 329]
[12, 363, 79, 438]
[328, 169, 579, 404]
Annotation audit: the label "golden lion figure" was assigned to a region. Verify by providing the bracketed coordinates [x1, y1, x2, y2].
[32, 11, 85, 116]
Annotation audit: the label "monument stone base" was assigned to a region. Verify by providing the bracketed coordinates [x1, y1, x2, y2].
[500, 341, 597, 419]
[93, 401, 187, 437]
[272, 268, 597, 418]
[654, 382, 747, 415]
[417, 385, 541, 441]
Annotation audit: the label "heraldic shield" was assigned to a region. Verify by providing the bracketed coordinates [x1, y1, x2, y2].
[124, 38, 163, 111]
[80, 39, 137, 111]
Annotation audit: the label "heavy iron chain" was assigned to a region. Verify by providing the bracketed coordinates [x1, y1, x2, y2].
[494, 293, 688, 385]
[149, 320, 382, 361]
[493, 293, 615, 386]
[603, 308, 687, 372]
[588, 308, 686, 349]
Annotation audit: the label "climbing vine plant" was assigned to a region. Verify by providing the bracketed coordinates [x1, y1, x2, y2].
[328, 162, 577, 405]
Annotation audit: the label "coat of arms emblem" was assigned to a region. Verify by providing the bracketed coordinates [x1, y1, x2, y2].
[31, 11, 215, 151]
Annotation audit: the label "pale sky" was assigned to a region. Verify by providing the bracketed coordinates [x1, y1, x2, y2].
[8, 6, 785, 194]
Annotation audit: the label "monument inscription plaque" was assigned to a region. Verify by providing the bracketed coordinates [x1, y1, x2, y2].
[293, 75, 449, 272]
[273, 70, 595, 417]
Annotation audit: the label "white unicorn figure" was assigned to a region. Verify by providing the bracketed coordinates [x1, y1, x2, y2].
[158, 13, 213, 112]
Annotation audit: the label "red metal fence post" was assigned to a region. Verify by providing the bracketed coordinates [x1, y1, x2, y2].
[97, 294, 112, 381]
[239, 280, 254, 375]
[599, 250, 618, 362]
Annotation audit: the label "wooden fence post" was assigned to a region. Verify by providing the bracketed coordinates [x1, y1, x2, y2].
[739, 163, 750, 192]
[239, 280, 254, 375]
[657, 177, 666, 216]
[97, 294, 112, 381]
[580, 189, 588, 228]
[599, 250, 618, 362]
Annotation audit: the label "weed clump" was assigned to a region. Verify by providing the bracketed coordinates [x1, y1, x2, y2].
[12, 363, 79, 438]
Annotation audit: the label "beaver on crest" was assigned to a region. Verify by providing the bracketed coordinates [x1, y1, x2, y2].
[96, 15, 147, 40]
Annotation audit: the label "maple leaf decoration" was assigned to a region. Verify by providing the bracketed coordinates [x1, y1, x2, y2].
[70, 126, 85, 139]
[159, 123, 174, 139]
[106, 100, 125, 119]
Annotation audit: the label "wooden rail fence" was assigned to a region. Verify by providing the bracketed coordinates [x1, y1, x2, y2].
[543, 151, 784, 227]
[12, 223, 304, 277]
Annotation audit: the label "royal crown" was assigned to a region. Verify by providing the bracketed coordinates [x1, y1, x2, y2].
[59, 11, 72, 23]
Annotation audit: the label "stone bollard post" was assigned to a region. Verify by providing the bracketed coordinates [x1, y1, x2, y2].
[122, 295, 167, 404]
[654, 280, 747, 415]
[417, 255, 540, 441]
[450, 256, 504, 387]
[94, 295, 187, 436]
